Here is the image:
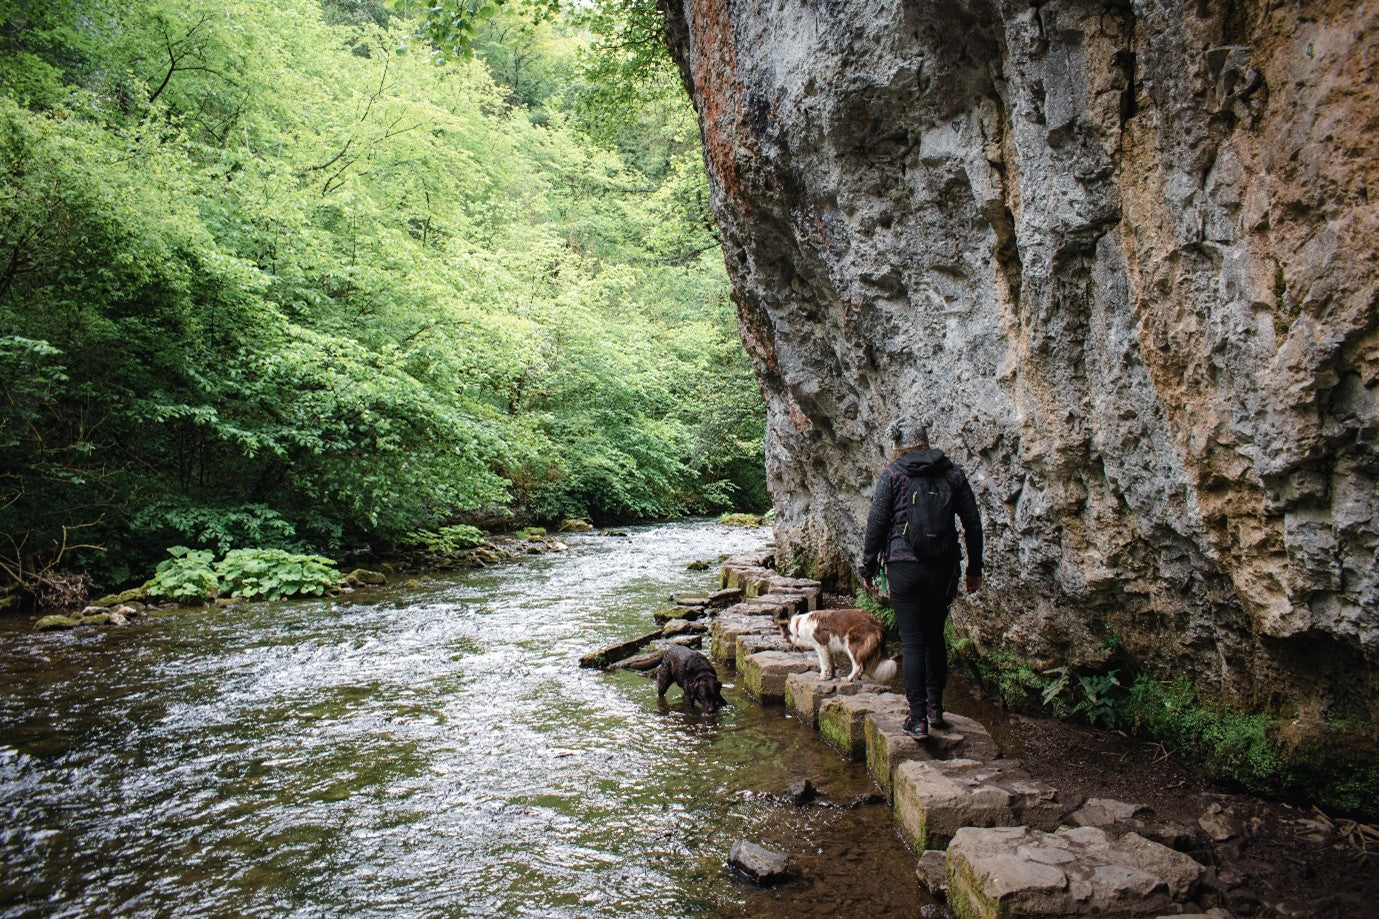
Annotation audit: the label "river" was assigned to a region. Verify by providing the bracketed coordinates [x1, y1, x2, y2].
[0, 520, 927, 918]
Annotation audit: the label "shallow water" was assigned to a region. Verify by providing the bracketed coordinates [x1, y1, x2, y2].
[0, 521, 928, 918]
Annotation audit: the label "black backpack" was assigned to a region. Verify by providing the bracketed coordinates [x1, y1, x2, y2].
[901, 470, 957, 558]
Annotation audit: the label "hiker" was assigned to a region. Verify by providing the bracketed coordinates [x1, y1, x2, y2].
[860, 420, 983, 739]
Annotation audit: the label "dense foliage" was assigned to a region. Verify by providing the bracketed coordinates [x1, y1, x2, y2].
[0, 0, 765, 598]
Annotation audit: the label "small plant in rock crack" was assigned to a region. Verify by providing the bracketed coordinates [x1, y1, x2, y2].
[1073, 671, 1123, 728]
[1040, 666, 1123, 727]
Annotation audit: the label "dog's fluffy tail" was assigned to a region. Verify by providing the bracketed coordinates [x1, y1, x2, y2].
[870, 656, 898, 682]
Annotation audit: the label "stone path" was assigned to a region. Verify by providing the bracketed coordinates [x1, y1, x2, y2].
[710, 549, 1215, 919]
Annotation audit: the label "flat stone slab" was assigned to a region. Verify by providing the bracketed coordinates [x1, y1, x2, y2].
[740, 650, 816, 703]
[735, 631, 796, 670]
[892, 758, 1066, 852]
[864, 710, 1004, 797]
[710, 612, 779, 664]
[785, 672, 887, 726]
[764, 575, 823, 610]
[947, 825, 1204, 919]
[722, 564, 773, 593]
[818, 691, 909, 760]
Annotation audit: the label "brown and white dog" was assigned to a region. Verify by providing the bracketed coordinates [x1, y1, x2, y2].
[779, 608, 898, 682]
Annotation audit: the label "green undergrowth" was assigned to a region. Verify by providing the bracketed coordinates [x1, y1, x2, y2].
[147, 546, 340, 603]
[950, 635, 1379, 820]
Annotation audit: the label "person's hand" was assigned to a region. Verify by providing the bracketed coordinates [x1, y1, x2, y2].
[965, 574, 983, 594]
[862, 577, 875, 593]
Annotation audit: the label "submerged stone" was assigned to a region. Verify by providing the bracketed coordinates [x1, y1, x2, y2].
[727, 840, 789, 884]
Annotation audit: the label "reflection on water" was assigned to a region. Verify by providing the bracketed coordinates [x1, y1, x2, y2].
[0, 521, 926, 918]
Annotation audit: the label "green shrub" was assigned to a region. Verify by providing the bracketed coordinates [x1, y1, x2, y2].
[405, 525, 488, 555]
[215, 549, 339, 601]
[146, 547, 220, 602]
[145, 546, 339, 603]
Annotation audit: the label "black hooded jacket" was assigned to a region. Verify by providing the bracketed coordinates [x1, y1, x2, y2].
[860, 448, 983, 580]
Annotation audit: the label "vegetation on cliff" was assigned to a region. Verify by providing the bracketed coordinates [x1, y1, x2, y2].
[0, 0, 765, 605]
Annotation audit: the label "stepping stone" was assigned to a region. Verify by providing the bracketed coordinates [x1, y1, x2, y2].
[764, 575, 823, 610]
[865, 710, 1004, 797]
[722, 564, 773, 592]
[785, 672, 886, 726]
[708, 587, 744, 606]
[946, 825, 1204, 919]
[740, 650, 816, 703]
[735, 631, 795, 671]
[818, 691, 908, 759]
[892, 758, 1066, 852]
[740, 591, 809, 618]
[710, 612, 778, 664]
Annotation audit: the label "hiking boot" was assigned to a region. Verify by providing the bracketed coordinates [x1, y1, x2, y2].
[927, 704, 946, 728]
[902, 715, 929, 739]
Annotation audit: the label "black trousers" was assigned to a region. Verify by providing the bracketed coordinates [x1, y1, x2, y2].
[887, 559, 959, 718]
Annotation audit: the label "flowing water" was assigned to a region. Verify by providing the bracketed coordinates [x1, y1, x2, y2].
[0, 521, 928, 918]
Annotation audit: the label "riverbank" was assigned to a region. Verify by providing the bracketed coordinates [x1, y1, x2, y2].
[701, 549, 1377, 919]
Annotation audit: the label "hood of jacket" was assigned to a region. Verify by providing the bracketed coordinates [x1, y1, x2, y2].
[894, 448, 952, 478]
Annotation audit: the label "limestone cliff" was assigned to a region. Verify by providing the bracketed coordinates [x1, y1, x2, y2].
[664, 0, 1379, 729]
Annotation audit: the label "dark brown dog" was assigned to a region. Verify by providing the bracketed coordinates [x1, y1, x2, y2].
[655, 645, 728, 712]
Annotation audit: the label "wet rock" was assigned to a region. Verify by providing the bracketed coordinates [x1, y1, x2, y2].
[91, 586, 148, 607]
[35, 615, 82, 631]
[739, 649, 815, 703]
[919, 905, 956, 919]
[947, 825, 1204, 919]
[708, 611, 777, 664]
[916, 849, 949, 897]
[344, 568, 387, 587]
[786, 778, 817, 805]
[893, 758, 1066, 852]
[764, 575, 823, 610]
[580, 629, 663, 669]
[557, 518, 593, 532]
[707, 587, 744, 606]
[785, 671, 885, 727]
[818, 692, 908, 760]
[673, 596, 712, 607]
[662, 618, 708, 637]
[80, 612, 113, 626]
[107, 611, 128, 626]
[654, 607, 701, 624]
[685, 558, 713, 571]
[615, 650, 665, 671]
[734, 631, 795, 669]
[867, 708, 1007, 799]
[727, 840, 789, 884]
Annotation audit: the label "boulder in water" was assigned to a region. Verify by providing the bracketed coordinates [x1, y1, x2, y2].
[727, 840, 789, 884]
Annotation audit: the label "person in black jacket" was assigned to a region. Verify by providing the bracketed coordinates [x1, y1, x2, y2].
[860, 421, 983, 739]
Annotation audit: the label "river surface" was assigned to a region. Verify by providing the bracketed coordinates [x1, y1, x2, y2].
[0, 521, 928, 918]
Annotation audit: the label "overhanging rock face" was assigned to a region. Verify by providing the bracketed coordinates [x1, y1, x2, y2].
[665, 0, 1379, 725]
